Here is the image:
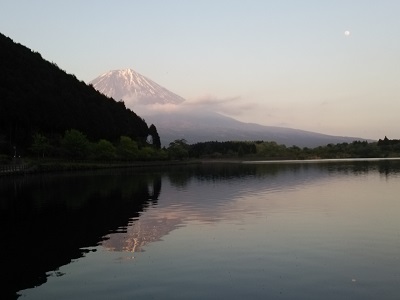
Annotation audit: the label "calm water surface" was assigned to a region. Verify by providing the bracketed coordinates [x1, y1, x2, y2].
[1, 159, 400, 299]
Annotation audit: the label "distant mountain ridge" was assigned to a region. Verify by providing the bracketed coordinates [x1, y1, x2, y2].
[90, 69, 370, 148]
[90, 69, 185, 107]
[143, 110, 369, 148]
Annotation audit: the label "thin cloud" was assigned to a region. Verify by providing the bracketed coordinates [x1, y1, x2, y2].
[184, 95, 259, 116]
[130, 94, 261, 121]
[131, 103, 181, 116]
[186, 95, 242, 106]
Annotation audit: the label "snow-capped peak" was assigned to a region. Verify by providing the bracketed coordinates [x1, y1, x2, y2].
[89, 68, 185, 108]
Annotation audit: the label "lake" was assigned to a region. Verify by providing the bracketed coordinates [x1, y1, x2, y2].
[2, 159, 400, 299]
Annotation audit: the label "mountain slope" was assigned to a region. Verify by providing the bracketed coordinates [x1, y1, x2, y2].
[143, 109, 368, 148]
[89, 69, 185, 107]
[0, 33, 149, 154]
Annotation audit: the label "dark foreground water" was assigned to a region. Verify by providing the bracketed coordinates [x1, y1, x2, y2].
[1, 159, 400, 299]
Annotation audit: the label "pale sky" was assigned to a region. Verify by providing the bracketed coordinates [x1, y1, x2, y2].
[1, 0, 399, 140]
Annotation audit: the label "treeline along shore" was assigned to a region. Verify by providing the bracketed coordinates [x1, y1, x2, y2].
[1, 136, 400, 176]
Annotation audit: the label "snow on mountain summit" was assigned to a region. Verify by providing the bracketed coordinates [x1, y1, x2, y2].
[89, 69, 185, 108]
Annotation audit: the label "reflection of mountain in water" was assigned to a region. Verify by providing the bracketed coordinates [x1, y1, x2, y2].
[102, 160, 400, 254]
[104, 214, 182, 253]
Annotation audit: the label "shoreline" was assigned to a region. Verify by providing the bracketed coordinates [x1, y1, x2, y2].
[2, 157, 400, 177]
[0, 160, 202, 177]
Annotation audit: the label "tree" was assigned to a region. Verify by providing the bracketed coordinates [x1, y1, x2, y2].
[138, 146, 156, 160]
[148, 124, 161, 149]
[238, 145, 244, 157]
[61, 129, 89, 159]
[167, 139, 189, 160]
[30, 133, 50, 158]
[117, 136, 138, 160]
[93, 139, 116, 160]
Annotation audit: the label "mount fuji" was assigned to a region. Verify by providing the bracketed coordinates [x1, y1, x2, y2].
[90, 69, 368, 147]
[89, 69, 185, 107]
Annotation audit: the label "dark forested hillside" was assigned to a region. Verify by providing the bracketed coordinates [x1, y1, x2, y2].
[0, 33, 149, 155]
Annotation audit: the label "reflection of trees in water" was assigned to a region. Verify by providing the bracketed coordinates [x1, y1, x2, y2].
[165, 165, 195, 189]
[165, 163, 272, 188]
[377, 160, 400, 177]
[164, 160, 400, 190]
[0, 170, 162, 299]
[148, 176, 162, 202]
[102, 174, 164, 253]
[312, 159, 400, 177]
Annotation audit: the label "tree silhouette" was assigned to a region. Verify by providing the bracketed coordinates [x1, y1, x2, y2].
[148, 124, 161, 149]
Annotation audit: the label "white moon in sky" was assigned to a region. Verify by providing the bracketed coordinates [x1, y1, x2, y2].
[344, 30, 351, 36]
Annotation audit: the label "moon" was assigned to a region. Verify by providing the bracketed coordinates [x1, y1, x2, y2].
[344, 30, 351, 36]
